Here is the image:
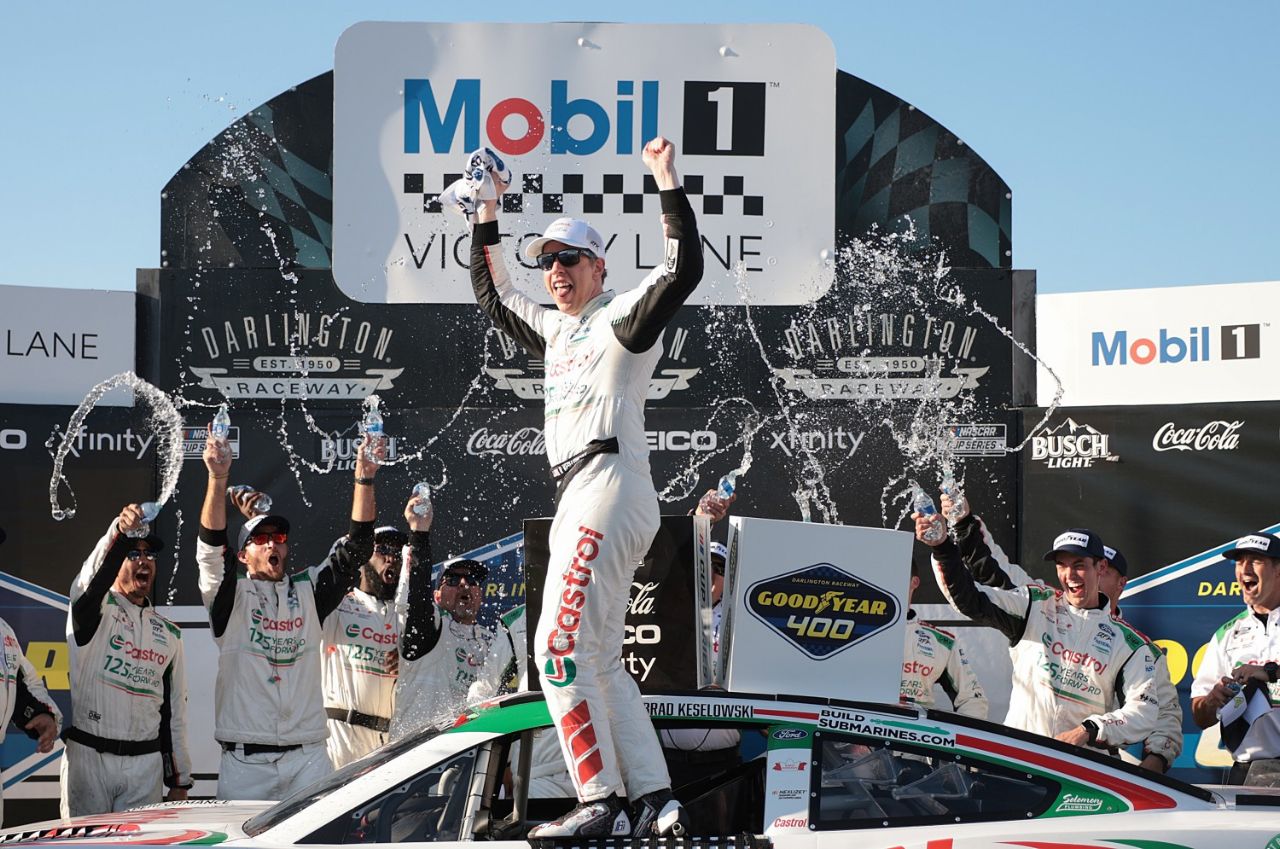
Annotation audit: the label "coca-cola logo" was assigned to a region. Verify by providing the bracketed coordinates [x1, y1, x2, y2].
[1152, 420, 1243, 452]
[466, 427, 546, 456]
[628, 581, 659, 616]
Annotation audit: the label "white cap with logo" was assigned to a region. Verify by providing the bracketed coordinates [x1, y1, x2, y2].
[525, 217, 606, 260]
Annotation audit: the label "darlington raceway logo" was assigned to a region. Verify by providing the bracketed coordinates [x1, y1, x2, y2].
[771, 314, 988, 401]
[745, 564, 899, 660]
[1091, 323, 1261, 366]
[1152, 420, 1243, 453]
[1030, 418, 1116, 469]
[484, 326, 700, 401]
[189, 311, 404, 400]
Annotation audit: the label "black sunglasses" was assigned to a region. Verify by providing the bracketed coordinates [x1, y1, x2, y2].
[125, 550, 158, 561]
[373, 543, 401, 556]
[440, 572, 477, 587]
[536, 248, 594, 271]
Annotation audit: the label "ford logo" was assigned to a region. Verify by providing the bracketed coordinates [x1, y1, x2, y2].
[771, 728, 808, 741]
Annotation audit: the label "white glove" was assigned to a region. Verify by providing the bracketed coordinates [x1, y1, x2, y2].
[438, 147, 513, 219]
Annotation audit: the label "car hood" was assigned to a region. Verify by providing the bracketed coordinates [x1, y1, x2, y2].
[0, 800, 269, 845]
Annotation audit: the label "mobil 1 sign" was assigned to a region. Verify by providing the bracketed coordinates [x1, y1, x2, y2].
[333, 22, 835, 305]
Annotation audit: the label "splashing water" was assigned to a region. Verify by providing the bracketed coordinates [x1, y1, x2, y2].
[47, 372, 185, 521]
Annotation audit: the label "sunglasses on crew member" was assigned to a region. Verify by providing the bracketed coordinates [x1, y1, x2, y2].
[125, 550, 158, 561]
[440, 572, 477, 587]
[373, 543, 401, 557]
[536, 248, 594, 271]
[248, 531, 289, 546]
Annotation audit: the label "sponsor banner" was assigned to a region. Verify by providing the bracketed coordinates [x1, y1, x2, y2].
[333, 22, 835, 306]
[745, 564, 899, 659]
[940, 422, 1008, 457]
[1020, 402, 1280, 784]
[182, 425, 241, 460]
[0, 284, 135, 407]
[1035, 281, 1280, 406]
[524, 516, 700, 691]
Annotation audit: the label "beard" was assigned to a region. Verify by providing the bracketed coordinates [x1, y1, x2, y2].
[362, 563, 398, 601]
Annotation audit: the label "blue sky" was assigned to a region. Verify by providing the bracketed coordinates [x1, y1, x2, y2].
[1, 2, 1275, 294]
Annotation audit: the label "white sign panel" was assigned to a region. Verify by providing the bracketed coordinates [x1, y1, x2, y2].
[333, 22, 835, 305]
[720, 517, 911, 704]
[1036, 281, 1279, 406]
[0, 284, 135, 406]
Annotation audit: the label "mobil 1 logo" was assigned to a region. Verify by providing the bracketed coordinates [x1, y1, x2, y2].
[682, 82, 767, 156]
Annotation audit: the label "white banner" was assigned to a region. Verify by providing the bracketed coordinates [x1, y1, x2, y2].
[333, 22, 835, 305]
[1036, 281, 1280, 406]
[0, 284, 135, 406]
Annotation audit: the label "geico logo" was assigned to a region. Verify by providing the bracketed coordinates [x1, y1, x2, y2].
[754, 590, 888, 616]
[107, 635, 167, 665]
[345, 624, 397, 644]
[622, 624, 661, 645]
[645, 430, 717, 452]
[405, 78, 660, 157]
[0, 429, 27, 450]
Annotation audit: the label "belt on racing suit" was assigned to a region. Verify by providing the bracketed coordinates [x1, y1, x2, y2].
[325, 706, 391, 733]
[64, 726, 161, 757]
[220, 741, 302, 756]
[550, 437, 619, 508]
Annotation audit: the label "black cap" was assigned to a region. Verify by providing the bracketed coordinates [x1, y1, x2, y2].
[439, 557, 488, 584]
[374, 526, 409, 548]
[1102, 545, 1128, 577]
[1042, 528, 1105, 561]
[1225, 533, 1280, 560]
[124, 533, 165, 555]
[238, 514, 291, 550]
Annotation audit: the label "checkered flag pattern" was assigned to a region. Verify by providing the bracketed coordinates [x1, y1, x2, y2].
[406, 172, 764, 218]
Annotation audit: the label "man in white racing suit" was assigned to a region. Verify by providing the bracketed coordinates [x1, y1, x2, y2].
[321, 519, 410, 769]
[1190, 532, 1280, 786]
[900, 558, 987, 719]
[916, 512, 1159, 751]
[61, 503, 191, 817]
[197, 433, 378, 800]
[939, 495, 1182, 771]
[466, 137, 701, 837]
[0, 613, 60, 825]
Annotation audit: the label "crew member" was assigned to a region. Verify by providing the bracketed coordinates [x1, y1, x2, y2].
[940, 496, 1183, 771]
[918, 512, 1159, 750]
[61, 504, 191, 816]
[0, 614, 59, 826]
[466, 137, 701, 837]
[197, 433, 378, 800]
[900, 558, 987, 719]
[1190, 532, 1280, 786]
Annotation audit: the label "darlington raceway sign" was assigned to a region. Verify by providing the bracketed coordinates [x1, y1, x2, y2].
[1035, 281, 1279, 406]
[333, 22, 835, 305]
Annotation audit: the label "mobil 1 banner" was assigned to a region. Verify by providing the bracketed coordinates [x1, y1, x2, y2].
[1018, 402, 1280, 781]
[333, 22, 835, 306]
[524, 516, 700, 693]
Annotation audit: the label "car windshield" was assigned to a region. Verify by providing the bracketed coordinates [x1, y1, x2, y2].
[242, 724, 446, 837]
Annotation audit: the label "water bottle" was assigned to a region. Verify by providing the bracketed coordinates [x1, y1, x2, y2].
[228, 485, 272, 516]
[716, 471, 738, 501]
[910, 484, 946, 545]
[411, 482, 432, 517]
[126, 501, 162, 539]
[360, 396, 384, 463]
[940, 469, 969, 525]
[211, 403, 231, 441]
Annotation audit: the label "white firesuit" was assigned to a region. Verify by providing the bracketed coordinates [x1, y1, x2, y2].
[0, 618, 61, 826]
[468, 605, 575, 797]
[471, 188, 702, 802]
[322, 588, 398, 768]
[61, 520, 190, 818]
[901, 610, 988, 719]
[389, 543, 491, 740]
[1191, 608, 1280, 762]
[954, 515, 1182, 767]
[196, 520, 371, 800]
[931, 536, 1159, 747]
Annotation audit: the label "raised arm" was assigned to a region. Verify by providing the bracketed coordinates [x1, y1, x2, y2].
[471, 181, 551, 359]
[313, 435, 379, 620]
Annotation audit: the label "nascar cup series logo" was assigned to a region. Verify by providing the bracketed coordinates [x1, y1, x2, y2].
[745, 564, 899, 660]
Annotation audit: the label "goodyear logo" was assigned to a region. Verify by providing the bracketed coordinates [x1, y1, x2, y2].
[745, 564, 899, 660]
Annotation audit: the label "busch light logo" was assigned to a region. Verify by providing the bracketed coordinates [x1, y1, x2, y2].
[405, 79, 660, 157]
[1092, 324, 1260, 366]
[1030, 418, 1116, 469]
[746, 564, 899, 660]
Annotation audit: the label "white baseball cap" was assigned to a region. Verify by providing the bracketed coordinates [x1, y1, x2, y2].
[525, 217, 606, 259]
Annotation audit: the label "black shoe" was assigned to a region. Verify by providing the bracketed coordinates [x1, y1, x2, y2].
[528, 796, 631, 838]
[631, 788, 688, 837]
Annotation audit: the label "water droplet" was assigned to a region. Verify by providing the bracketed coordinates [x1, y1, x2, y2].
[51, 508, 65, 521]
[767, 256, 778, 266]
[765, 219, 774, 228]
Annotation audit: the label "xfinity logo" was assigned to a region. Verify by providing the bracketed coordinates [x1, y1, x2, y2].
[1152, 420, 1242, 452]
[50, 426, 157, 460]
[1030, 418, 1116, 469]
[769, 428, 864, 458]
[0, 429, 26, 450]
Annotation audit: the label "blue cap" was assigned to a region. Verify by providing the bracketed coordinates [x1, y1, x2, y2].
[1042, 528, 1105, 561]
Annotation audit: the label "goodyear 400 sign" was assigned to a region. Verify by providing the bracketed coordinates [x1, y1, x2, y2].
[333, 22, 835, 306]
